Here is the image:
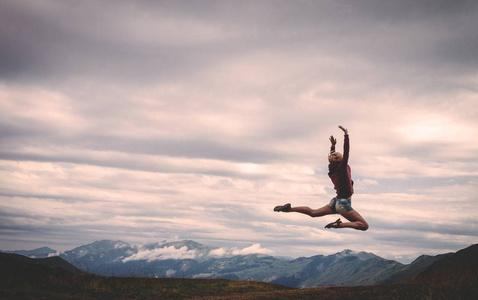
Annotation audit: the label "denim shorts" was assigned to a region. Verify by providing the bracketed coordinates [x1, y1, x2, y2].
[327, 197, 354, 214]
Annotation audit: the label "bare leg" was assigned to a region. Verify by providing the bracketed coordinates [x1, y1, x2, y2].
[289, 205, 336, 218]
[336, 210, 369, 231]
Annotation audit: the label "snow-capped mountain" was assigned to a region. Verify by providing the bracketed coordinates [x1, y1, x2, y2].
[57, 240, 137, 272]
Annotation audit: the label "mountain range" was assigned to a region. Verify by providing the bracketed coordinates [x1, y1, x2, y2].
[2, 243, 477, 299]
[1, 240, 462, 288]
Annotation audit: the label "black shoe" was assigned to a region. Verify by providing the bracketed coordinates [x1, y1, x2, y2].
[274, 203, 291, 212]
[325, 218, 342, 229]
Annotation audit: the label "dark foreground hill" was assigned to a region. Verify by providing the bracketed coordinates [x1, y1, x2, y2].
[1, 245, 477, 300]
[411, 243, 478, 299]
[0, 253, 291, 300]
[0, 252, 83, 279]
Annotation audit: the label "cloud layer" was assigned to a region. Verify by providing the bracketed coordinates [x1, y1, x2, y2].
[1, 0, 477, 263]
[122, 243, 273, 263]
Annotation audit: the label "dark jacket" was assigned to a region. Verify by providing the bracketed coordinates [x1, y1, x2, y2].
[328, 134, 354, 198]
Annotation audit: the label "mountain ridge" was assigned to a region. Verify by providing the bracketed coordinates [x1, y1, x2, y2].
[1, 244, 477, 299]
[2, 239, 471, 288]
[2, 246, 57, 258]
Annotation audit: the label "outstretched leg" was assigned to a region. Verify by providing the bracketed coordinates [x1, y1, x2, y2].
[335, 210, 369, 231]
[287, 205, 336, 218]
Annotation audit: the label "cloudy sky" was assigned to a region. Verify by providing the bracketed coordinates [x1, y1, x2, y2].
[1, 0, 477, 263]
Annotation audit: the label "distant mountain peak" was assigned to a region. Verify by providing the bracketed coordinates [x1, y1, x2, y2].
[33, 246, 57, 252]
[333, 249, 377, 261]
[163, 240, 205, 249]
[90, 240, 127, 246]
[1, 246, 57, 258]
[74, 240, 130, 250]
[339, 249, 357, 255]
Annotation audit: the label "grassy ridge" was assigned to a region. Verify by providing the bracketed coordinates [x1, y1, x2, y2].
[1, 275, 292, 299]
[1, 273, 474, 300]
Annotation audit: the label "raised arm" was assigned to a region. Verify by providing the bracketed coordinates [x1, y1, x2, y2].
[338, 125, 348, 135]
[329, 135, 337, 154]
[338, 125, 349, 166]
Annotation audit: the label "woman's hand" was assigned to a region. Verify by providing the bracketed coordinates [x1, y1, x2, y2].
[329, 135, 337, 146]
[338, 125, 348, 135]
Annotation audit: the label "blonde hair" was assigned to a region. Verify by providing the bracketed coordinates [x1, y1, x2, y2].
[328, 152, 343, 163]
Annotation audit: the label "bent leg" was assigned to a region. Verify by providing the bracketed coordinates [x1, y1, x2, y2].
[289, 205, 336, 218]
[337, 210, 369, 231]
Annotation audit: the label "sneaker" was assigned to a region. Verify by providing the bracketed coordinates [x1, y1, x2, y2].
[274, 203, 291, 212]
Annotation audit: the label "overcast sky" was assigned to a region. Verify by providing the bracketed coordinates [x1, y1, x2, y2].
[1, 0, 477, 263]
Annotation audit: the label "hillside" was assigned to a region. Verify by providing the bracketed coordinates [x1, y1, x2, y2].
[0, 252, 292, 299]
[378, 252, 453, 285]
[412, 244, 478, 299]
[0, 252, 83, 278]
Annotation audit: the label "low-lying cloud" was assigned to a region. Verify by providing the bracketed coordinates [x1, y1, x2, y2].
[123, 246, 197, 262]
[122, 243, 274, 262]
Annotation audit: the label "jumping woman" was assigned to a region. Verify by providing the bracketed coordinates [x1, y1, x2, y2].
[274, 125, 369, 231]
